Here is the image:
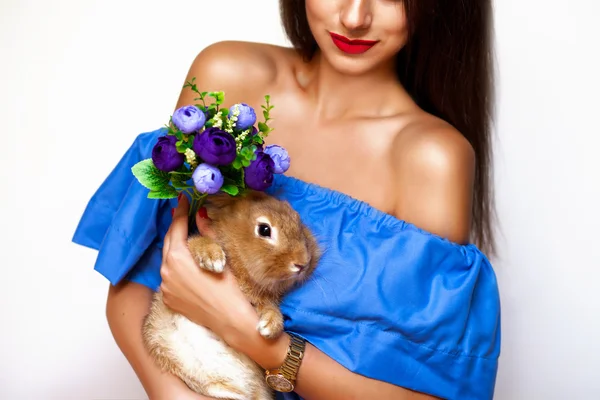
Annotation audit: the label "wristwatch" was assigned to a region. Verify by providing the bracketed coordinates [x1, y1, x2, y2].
[264, 333, 306, 392]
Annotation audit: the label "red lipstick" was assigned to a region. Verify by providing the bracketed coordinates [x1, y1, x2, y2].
[329, 32, 378, 55]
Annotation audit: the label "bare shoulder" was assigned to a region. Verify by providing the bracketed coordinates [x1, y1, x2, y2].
[393, 115, 475, 176]
[175, 41, 296, 109]
[390, 114, 475, 243]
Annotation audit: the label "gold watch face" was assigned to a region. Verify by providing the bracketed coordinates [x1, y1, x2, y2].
[266, 374, 294, 392]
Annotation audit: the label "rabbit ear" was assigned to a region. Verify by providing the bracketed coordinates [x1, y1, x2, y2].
[240, 190, 270, 203]
[203, 192, 237, 215]
[206, 190, 275, 222]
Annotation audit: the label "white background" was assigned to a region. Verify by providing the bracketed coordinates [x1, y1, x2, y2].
[1, 0, 598, 399]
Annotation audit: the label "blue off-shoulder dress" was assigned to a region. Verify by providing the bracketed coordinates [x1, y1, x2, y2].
[72, 127, 501, 400]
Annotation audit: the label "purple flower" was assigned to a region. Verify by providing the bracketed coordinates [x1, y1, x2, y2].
[230, 103, 256, 131]
[244, 152, 275, 191]
[264, 145, 290, 174]
[152, 135, 184, 172]
[192, 163, 223, 194]
[172, 105, 206, 134]
[193, 127, 237, 165]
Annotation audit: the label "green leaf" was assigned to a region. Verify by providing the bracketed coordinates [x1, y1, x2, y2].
[170, 173, 191, 189]
[258, 122, 269, 132]
[209, 91, 225, 104]
[263, 110, 268, 120]
[241, 147, 253, 158]
[171, 181, 191, 190]
[148, 185, 179, 199]
[232, 158, 242, 169]
[176, 141, 189, 153]
[221, 108, 229, 116]
[131, 159, 170, 191]
[220, 184, 239, 196]
[241, 158, 251, 167]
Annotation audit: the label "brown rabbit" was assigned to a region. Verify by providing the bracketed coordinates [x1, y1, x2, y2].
[142, 190, 320, 400]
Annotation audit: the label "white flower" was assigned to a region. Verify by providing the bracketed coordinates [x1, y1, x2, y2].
[211, 111, 223, 129]
[185, 148, 197, 167]
[234, 128, 251, 151]
[231, 104, 241, 120]
[224, 105, 240, 133]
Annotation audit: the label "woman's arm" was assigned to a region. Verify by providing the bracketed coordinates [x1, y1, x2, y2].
[233, 329, 439, 400]
[106, 281, 213, 400]
[390, 118, 476, 244]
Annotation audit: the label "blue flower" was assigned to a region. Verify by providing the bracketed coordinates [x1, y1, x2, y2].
[151, 135, 184, 172]
[230, 103, 256, 131]
[172, 105, 206, 134]
[193, 127, 237, 165]
[264, 145, 290, 174]
[244, 152, 274, 191]
[192, 163, 223, 194]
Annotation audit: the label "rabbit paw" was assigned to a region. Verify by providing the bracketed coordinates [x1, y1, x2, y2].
[188, 237, 226, 273]
[257, 309, 284, 339]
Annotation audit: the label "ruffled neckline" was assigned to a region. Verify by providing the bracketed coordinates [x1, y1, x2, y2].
[271, 173, 478, 251]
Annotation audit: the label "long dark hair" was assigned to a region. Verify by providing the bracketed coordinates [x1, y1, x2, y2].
[280, 0, 497, 256]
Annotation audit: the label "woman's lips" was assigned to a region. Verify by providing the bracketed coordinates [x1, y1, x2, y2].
[329, 32, 378, 55]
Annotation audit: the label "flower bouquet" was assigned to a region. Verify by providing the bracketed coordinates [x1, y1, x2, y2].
[131, 78, 290, 225]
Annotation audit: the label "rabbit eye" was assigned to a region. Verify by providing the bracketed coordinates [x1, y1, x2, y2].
[257, 223, 272, 238]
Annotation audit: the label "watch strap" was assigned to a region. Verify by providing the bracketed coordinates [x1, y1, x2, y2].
[265, 333, 306, 392]
[280, 333, 305, 381]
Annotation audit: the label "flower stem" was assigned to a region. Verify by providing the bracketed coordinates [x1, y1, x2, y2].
[186, 189, 207, 234]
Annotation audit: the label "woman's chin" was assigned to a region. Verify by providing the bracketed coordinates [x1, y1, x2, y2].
[320, 50, 391, 77]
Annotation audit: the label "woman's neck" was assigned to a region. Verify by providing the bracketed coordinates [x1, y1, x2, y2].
[299, 50, 409, 121]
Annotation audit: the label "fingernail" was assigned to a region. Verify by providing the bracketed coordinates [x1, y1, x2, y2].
[170, 208, 175, 217]
[197, 207, 208, 219]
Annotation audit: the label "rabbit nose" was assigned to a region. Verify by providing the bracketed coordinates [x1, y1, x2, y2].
[290, 263, 306, 273]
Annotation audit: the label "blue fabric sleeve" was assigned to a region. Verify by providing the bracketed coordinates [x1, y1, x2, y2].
[72, 127, 173, 290]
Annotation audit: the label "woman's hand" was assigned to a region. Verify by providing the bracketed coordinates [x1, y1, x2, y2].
[159, 195, 259, 346]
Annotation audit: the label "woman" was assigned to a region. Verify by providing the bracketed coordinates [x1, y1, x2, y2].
[73, 1, 500, 399]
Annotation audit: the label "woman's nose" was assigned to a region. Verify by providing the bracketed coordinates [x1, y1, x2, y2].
[339, 0, 373, 32]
